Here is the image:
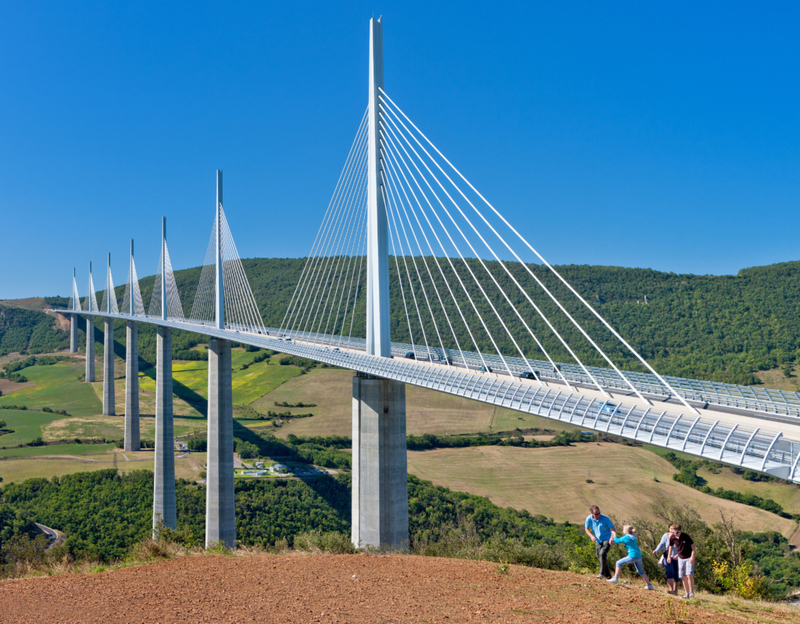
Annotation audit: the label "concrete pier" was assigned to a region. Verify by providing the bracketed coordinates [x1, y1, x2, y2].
[85, 318, 95, 382]
[102, 319, 115, 415]
[69, 314, 78, 353]
[206, 336, 235, 549]
[153, 326, 176, 532]
[351, 374, 408, 550]
[124, 321, 140, 452]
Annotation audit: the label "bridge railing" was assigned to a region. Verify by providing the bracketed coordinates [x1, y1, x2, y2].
[72, 310, 800, 482]
[275, 326, 800, 421]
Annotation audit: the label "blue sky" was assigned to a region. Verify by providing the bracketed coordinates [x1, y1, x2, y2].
[1, 1, 798, 299]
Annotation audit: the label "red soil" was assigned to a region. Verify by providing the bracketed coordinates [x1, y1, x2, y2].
[0, 553, 792, 624]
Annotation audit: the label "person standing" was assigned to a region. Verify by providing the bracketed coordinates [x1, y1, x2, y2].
[584, 505, 614, 579]
[653, 523, 680, 595]
[668, 524, 697, 598]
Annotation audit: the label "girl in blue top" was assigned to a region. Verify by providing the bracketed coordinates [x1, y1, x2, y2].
[607, 525, 654, 590]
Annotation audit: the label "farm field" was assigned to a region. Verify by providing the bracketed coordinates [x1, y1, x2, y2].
[405, 443, 798, 537]
[697, 465, 800, 516]
[255, 368, 565, 438]
[3, 349, 800, 544]
[0, 409, 67, 446]
[0, 447, 202, 484]
[0, 360, 100, 416]
[0, 443, 115, 460]
[138, 350, 303, 406]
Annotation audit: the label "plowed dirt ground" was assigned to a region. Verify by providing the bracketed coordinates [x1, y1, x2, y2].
[0, 553, 795, 623]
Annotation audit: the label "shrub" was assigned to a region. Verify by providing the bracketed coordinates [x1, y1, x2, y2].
[294, 530, 356, 554]
[712, 559, 771, 600]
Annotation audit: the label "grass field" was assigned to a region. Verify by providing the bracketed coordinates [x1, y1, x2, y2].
[0, 443, 115, 459]
[0, 361, 101, 416]
[0, 409, 68, 446]
[254, 368, 564, 438]
[138, 349, 303, 407]
[0, 457, 115, 483]
[0, 447, 203, 484]
[3, 352, 799, 544]
[406, 443, 798, 537]
[697, 465, 800, 516]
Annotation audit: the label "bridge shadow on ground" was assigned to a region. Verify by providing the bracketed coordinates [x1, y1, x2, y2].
[139, 366, 208, 420]
[231, 419, 350, 521]
[135, 355, 349, 519]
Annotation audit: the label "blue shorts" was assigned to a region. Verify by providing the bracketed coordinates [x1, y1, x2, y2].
[616, 556, 644, 575]
[665, 559, 679, 580]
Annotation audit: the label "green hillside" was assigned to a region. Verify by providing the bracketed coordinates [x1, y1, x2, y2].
[164, 257, 800, 385]
[5, 257, 800, 385]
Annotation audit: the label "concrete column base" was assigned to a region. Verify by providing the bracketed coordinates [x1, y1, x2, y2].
[206, 337, 235, 549]
[153, 326, 176, 533]
[102, 319, 115, 416]
[69, 314, 78, 353]
[351, 374, 408, 551]
[124, 321, 140, 452]
[85, 317, 95, 382]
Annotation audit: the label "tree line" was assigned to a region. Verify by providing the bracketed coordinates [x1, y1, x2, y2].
[1, 467, 798, 598]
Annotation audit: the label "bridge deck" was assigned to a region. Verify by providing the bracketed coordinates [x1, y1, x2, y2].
[66, 311, 800, 483]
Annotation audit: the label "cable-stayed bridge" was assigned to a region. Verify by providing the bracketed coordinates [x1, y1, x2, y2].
[59, 19, 800, 551]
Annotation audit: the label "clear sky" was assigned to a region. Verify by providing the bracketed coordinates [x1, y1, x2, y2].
[1, 1, 798, 299]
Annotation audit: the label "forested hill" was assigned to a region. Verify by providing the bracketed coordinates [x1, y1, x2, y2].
[4, 258, 800, 386]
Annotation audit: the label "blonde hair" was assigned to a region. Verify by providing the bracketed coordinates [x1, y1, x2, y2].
[622, 524, 636, 535]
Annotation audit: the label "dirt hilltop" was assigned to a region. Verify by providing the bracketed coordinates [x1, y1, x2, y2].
[0, 553, 796, 624]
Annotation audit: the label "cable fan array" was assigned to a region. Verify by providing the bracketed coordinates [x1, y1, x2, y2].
[148, 238, 185, 320]
[280, 109, 370, 347]
[280, 92, 694, 411]
[69, 273, 82, 312]
[189, 206, 266, 333]
[82, 206, 261, 334]
[83, 270, 99, 313]
[120, 255, 146, 317]
[99, 259, 119, 316]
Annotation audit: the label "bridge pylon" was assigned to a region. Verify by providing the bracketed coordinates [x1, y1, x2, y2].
[102, 253, 115, 416]
[206, 169, 236, 549]
[153, 218, 177, 533]
[124, 239, 140, 452]
[351, 18, 409, 552]
[85, 262, 95, 383]
[69, 268, 79, 353]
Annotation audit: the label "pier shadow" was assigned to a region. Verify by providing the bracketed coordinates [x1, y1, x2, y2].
[140, 366, 208, 420]
[231, 419, 350, 520]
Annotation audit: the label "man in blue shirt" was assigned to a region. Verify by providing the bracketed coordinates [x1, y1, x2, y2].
[584, 505, 615, 579]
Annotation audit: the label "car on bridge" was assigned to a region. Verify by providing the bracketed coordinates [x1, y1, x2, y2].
[519, 371, 540, 380]
[598, 402, 618, 417]
[478, 365, 493, 373]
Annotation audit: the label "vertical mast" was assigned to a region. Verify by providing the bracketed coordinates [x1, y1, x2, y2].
[73, 268, 77, 311]
[130, 240, 135, 316]
[366, 17, 390, 357]
[161, 218, 167, 321]
[88, 262, 93, 312]
[215, 170, 224, 330]
[107, 253, 112, 313]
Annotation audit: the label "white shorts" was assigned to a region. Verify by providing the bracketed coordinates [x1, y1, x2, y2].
[678, 557, 694, 578]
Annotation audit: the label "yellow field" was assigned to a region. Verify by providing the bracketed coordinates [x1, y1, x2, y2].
[406, 443, 798, 537]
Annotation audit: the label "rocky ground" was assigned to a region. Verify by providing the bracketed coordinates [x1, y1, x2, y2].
[0, 553, 796, 623]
